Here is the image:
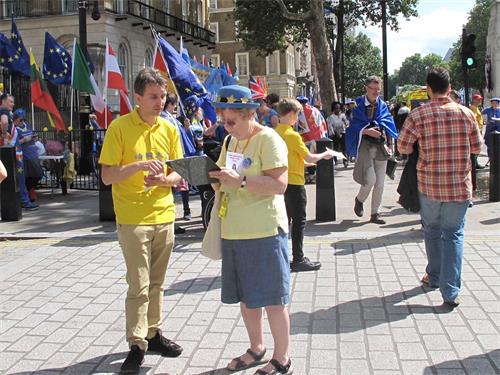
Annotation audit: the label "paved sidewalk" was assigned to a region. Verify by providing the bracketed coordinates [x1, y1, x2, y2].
[0, 165, 499, 374]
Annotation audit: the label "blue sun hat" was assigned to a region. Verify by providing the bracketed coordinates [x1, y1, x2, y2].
[13, 108, 26, 119]
[296, 96, 309, 104]
[212, 85, 259, 109]
[490, 97, 500, 103]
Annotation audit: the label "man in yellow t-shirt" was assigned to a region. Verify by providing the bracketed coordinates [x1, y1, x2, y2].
[275, 98, 335, 272]
[99, 68, 183, 374]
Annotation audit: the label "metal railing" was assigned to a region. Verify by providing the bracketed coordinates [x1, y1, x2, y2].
[0, 0, 216, 44]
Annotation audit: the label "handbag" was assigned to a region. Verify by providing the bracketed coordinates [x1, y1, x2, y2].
[386, 158, 397, 180]
[201, 190, 222, 260]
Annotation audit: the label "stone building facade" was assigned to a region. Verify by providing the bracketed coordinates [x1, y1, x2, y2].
[208, 0, 313, 99]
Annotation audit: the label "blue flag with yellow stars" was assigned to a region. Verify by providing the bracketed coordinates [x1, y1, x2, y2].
[43, 32, 72, 85]
[10, 20, 30, 76]
[157, 36, 216, 124]
[0, 32, 29, 76]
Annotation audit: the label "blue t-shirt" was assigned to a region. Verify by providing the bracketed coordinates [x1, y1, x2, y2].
[259, 109, 278, 127]
[16, 121, 39, 160]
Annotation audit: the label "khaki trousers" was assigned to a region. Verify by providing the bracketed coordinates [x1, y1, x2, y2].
[117, 222, 174, 350]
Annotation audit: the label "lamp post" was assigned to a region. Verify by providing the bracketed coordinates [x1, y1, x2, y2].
[381, 0, 388, 100]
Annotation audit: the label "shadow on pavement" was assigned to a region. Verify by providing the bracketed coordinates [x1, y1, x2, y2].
[192, 368, 232, 375]
[50, 235, 117, 247]
[9, 352, 154, 375]
[290, 285, 452, 335]
[165, 276, 221, 296]
[423, 349, 500, 374]
[333, 229, 423, 256]
[480, 217, 500, 225]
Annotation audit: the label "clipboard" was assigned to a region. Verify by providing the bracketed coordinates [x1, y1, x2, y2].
[167, 155, 220, 186]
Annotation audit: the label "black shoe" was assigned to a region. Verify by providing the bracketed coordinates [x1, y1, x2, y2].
[183, 213, 192, 221]
[146, 330, 183, 357]
[354, 197, 363, 217]
[290, 257, 321, 272]
[343, 159, 348, 168]
[443, 298, 461, 308]
[370, 213, 386, 225]
[174, 226, 186, 235]
[121, 345, 144, 374]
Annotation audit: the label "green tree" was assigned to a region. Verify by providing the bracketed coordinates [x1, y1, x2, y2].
[234, 0, 419, 113]
[396, 53, 448, 86]
[448, 0, 491, 91]
[344, 33, 383, 99]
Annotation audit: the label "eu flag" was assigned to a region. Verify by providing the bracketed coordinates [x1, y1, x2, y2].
[0, 33, 29, 76]
[43, 32, 72, 85]
[10, 20, 30, 76]
[157, 36, 216, 124]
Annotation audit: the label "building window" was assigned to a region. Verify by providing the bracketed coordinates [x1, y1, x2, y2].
[266, 51, 280, 75]
[209, 0, 217, 9]
[286, 51, 295, 75]
[209, 22, 219, 43]
[210, 54, 220, 68]
[197, 1, 203, 25]
[117, 43, 130, 90]
[165, 0, 171, 13]
[145, 47, 153, 68]
[235, 53, 249, 76]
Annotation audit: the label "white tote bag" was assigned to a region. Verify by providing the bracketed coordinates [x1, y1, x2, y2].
[201, 191, 222, 260]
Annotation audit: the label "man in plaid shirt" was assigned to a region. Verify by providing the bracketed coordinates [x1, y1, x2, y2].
[398, 68, 482, 308]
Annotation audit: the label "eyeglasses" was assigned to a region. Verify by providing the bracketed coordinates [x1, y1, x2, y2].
[365, 85, 380, 91]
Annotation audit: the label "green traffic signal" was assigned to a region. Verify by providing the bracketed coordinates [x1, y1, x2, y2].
[466, 57, 475, 67]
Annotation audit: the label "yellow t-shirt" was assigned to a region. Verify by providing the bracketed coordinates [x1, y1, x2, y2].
[275, 123, 310, 185]
[217, 127, 289, 240]
[99, 109, 183, 225]
[471, 106, 484, 131]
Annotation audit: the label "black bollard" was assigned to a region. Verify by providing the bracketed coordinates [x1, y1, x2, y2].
[489, 131, 500, 201]
[1, 147, 22, 221]
[315, 138, 336, 221]
[99, 164, 115, 221]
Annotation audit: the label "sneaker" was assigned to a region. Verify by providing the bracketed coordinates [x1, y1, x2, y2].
[354, 197, 363, 217]
[290, 257, 321, 272]
[370, 213, 386, 225]
[174, 226, 186, 235]
[443, 298, 461, 308]
[22, 203, 39, 211]
[183, 213, 192, 221]
[146, 330, 183, 357]
[120, 345, 144, 374]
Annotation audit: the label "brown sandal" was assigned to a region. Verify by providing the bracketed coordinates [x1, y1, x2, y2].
[227, 348, 267, 371]
[254, 359, 293, 375]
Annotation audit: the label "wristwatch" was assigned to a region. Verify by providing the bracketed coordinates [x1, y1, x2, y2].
[240, 175, 247, 188]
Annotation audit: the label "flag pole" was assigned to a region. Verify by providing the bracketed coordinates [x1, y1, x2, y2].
[151, 27, 187, 119]
[29, 48, 35, 127]
[71, 39, 77, 131]
[104, 38, 108, 126]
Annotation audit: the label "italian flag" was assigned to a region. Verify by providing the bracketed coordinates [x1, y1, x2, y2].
[30, 51, 65, 131]
[71, 39, 112, 128]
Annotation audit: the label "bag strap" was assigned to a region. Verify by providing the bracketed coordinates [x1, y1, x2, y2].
[224, 134, 232, 151]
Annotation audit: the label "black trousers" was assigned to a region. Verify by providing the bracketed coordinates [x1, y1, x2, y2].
[284, 184, 307, 262]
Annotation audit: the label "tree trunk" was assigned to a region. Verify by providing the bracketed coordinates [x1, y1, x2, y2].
[308, 0, 337, 115]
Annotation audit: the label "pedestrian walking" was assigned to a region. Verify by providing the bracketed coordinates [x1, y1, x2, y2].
[208, 85, 293, 375]
[276, 98, 335, 273]
[99, 68, 184, 374]
[346, 75, 398, 225]
[482, 97, 500, 159]
[398, 67, 482, 308]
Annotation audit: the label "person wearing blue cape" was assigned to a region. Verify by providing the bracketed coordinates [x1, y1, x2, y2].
[346, 75, 398, 225]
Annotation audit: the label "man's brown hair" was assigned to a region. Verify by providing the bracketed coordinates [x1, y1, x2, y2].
[134, 67, 167, 96]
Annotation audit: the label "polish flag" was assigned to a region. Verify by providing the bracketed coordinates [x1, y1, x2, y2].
[105, 39, 132, 115]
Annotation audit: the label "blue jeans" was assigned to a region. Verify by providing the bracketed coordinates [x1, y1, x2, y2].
[419, 193, 469, 301]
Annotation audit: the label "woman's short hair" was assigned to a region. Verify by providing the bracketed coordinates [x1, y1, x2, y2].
[365, 75, 382, 86]
[165, 93, 177, 106]
[134, 67, 167, 96]
[276, 98, 302, 117]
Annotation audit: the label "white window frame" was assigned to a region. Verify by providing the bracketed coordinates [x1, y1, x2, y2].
[210, 54, 220, 68]
[235, 52, 249, 76]
[209, 22, 219, 43]
[117, 43, 130, 90]
[266, 51, 280, 75]
[209, 0, 218, 9]
[165, 0, 171, 13]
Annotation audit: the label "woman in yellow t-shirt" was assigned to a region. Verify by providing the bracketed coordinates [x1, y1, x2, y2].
[209, 85, 293, 375]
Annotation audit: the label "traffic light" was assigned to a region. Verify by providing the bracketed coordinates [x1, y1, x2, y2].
[462, 33, 477, 69]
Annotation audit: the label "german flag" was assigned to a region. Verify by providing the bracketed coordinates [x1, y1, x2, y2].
[30, 51, 65, 131]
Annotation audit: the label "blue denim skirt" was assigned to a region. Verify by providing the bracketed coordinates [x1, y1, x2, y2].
[221, 229, 290, 309]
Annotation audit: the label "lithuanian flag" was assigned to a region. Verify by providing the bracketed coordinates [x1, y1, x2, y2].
[30, 51, 65, 131]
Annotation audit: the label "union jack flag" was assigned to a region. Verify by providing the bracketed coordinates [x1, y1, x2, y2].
[249, 75, 266, 100]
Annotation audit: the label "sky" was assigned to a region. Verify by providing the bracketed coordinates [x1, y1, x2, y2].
[359, 0, 477, 74]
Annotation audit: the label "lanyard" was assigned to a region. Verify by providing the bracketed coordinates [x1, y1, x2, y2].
[233, 126, 259, 155]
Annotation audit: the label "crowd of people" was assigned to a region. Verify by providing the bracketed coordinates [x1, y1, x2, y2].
[0, 64, 491, 374]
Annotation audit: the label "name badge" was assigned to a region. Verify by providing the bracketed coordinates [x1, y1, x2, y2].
[226, 151, 245, 173]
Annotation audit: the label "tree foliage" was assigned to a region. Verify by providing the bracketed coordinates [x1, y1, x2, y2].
[344, 33, 383, 99]
[448, 0, 491, 91]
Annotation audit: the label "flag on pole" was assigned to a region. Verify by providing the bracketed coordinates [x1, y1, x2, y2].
[225, 63, 233, 76]
[10, 20, 30, 76]
[179, 36, 190, 65]
[0, 33, 29, 76]
[105, 39, 132, 115]
[152, 41, 177, 94]
[30, 51, 65, 131]
[43, 32, 72, 85]
[201, 55, 207, 67]
[71, 39, 111, 128]
[249, 75, 266, 100]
